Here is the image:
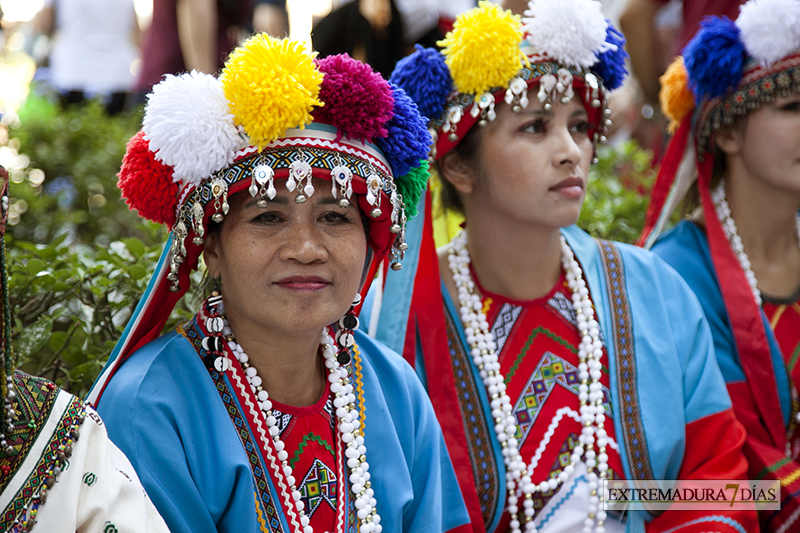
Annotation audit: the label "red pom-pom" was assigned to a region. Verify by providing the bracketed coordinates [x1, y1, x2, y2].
[313, 54, 394, 143]
[117, 130, 179, 226]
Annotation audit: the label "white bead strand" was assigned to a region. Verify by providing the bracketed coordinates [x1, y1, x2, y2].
[220, 321, 381, 533]
[712, 182, 800, 426]
[447, 231, 608, 533]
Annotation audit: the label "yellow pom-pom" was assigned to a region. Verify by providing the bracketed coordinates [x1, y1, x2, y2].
[220, 35, 323, 148]
[659, 57, 695, 133]
[438, 0, 527, 95]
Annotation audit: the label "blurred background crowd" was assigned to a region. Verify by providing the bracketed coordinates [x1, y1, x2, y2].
[0, 0, 743, 396]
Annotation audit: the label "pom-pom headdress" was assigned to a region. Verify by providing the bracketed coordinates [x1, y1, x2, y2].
[220, 34, 323, 148]
[522, 0, 611, 69]
[118, 131, 180, 227]
[143, 72, 243, 188]
[117, 38, 430, 282]
[390, 45, 453, 121]
[99, 39, 434, 403]
[313, 54, 394, 143]
[438, 1, 527, 95]
[389, 0, 628, 161]
[639, 0, 800, 448]
[642, 0, 800, 249]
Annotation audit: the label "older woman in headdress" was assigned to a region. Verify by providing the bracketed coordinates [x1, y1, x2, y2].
[88, 36, 471, 533]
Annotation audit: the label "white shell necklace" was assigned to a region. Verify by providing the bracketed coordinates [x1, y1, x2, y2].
[712, 182, 800, 307]
[448, 230, 609, 533]
[205, 300, 382, 533]
[712, 182, 800, 429]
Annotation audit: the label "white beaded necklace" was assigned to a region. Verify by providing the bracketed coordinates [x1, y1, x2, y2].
[712, 183, 800, 429]
[712, 182, 800, 308]
[448, 230, 609, 533]
[209, 309, 382, 533]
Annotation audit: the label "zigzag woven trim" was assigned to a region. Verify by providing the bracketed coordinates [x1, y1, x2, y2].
[696, 54, 800, 156]
[595, 239, 656, 482]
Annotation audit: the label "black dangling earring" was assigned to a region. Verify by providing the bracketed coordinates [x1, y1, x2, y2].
[202, 289, 230, 372]
[335, 294, 361, 366]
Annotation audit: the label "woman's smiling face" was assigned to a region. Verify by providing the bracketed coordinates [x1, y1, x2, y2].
[203, 178, 368, 337]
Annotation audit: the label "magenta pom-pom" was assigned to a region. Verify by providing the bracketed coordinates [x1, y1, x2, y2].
[118, 130, 180, 226]
[313, 54, 394, 143]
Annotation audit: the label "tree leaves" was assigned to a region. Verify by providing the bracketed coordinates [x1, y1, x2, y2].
[578, 141, 656, 244]
[17, 317, 52, 358]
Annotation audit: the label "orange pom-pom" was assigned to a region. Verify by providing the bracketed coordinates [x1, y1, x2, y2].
[118, 131, 180, 226]
[659, 57, 695, 133]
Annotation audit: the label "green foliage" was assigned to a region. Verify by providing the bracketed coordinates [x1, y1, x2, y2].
[8, 233, 202, 398]
[6, 90, 150, 247]
[4, 91, 202, 396]
[578, 141, 656, 244]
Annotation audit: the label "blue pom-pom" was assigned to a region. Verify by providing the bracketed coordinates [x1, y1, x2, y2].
[592, 21, 628, 91]
[376, 83, 432, 178]
[683, 16, 746, 100]
[390, 45, 452, 121]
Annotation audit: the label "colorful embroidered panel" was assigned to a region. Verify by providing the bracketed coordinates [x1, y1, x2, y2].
[0, 373, 59, 492]
[473, 267, 624, 528]
[763, 296, 800, 446]
[765, 299, 800, 385]
[180, 317, 358, 533]
[299, 458, 337, 516]
[444, 266, 625, 532]
[596, 239, 655, 482]
[443, 307, 500, 530]
[512, 352, 612, 446]
[0, 376, 83, 531]
[179, 319, 287, 533]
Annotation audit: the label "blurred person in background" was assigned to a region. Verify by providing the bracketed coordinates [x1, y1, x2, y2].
[252, 0, 288, 37]
[641, 0, 800, 527]
[34, 0, 139, 115]
[135, 0, 252, 98]
[313, 0, 443, 78]
[618, 0, 745, 157]
[620, 0, 745, 106]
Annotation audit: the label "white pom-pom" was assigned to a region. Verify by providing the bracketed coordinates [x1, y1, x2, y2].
[736, 0, 800, 67]
[143, 71, 242, 188]
[522, 0, 611, 69]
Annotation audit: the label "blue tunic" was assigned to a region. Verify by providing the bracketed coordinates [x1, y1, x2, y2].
[96, 323, 471, 533]
[653, 220, 800, 531]
[365, 216, 756, 533]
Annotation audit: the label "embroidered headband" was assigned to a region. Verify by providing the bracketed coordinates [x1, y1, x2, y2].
[388, 0, 628, 160]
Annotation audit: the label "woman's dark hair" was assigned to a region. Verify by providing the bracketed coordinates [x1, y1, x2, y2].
[434, 123, 484, 214]
[681, 149, 726, 218]
[682, 116, 746, 218]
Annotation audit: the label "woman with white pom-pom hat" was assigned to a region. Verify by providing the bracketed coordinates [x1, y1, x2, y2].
[87, 35, 472, 533]
[642, 0, 800, 529]
[365, 1, 758, 532]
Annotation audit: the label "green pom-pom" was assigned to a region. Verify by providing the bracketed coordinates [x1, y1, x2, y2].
[395, 159, 429, 219]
